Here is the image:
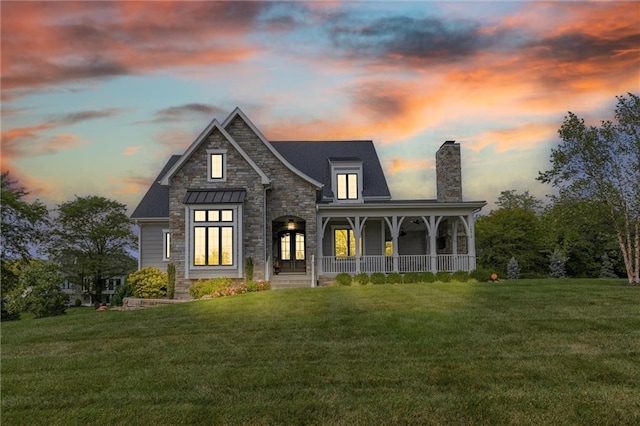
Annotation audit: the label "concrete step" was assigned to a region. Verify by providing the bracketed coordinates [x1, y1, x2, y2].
[270, 274, 313, 289]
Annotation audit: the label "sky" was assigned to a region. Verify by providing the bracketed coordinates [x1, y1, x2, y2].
[2, 1, 639, 214]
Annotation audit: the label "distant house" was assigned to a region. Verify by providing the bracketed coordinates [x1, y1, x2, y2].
[61, 277, 124, 306]
[131, 108, 485, 298]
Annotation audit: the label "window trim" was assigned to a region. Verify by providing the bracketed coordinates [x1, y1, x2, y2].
[332, 226, 363, 257]
[207, 149, 227, 182]
[330, 160, 363, 203]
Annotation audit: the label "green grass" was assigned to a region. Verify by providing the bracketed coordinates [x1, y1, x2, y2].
[2, 279, 640, 425]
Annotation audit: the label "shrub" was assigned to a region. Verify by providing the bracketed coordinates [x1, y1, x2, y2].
[7, 263, 67, 318]
[354, 273, 370, 285]
[189, 277, 233, 299]
[246, 280, 271, 292]
[403, 272, 421, 283]
[127, 267, 167, 299]
[74, 298, 83, 307]
[435, 271, 452, 282]
[451, 271, 469, 282]
[245, 257, 254, 281]
[507, 257, 520, 280]
[420, 271, 436, 283]
[111, 282, 134, 306]
[386, 272, 403, 284]
[469, 268, 492, 282]
[167, 263, 176, 300]
[1, 297, 20, 321]
[370, 272, 386, 284]
[334, 273, 352, 286]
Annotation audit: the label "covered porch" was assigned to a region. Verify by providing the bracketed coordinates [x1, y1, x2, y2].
[316, 201, 485, 277]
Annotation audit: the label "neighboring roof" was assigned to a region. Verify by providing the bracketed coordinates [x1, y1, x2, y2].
[130, 155, 180, 219]
[270, 140, 391, 200]
[183, 189, 246, 204]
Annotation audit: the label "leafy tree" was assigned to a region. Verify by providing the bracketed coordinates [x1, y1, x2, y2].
[497, 190, 543, 214]
[476, 207, 546, 276]
[538, 93, 640, 284]
[7, 262, 67, 318]
[49, 196, 137, 306]
[541, 196, 622, 278]
[0, 172, 49, 293]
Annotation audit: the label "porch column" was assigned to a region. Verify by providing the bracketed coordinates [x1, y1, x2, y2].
[347, 216, 365, 274]
[318, 216, 331, 276]
[467, 213, 477, 270]
[428, 215, 438, 273]
[384, 216, 403, 273]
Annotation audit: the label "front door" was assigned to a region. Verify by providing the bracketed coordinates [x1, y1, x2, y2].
[279, 231, 306, 273]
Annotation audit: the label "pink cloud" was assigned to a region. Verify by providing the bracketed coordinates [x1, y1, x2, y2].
[122, 146, 142, 156]
[468, 122, 559, 154]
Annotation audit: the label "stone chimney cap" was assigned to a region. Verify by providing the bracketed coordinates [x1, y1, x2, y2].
[440, 140, 458, 148]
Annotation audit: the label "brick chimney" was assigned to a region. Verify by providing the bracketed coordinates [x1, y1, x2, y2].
[436, 141, 462, 202]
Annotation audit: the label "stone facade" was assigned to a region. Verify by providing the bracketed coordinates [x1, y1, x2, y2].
[436, 141, 462, 202]
[168, 114, 318, 297]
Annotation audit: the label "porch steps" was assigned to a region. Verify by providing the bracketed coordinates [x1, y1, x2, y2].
[270, 274, 313, 289]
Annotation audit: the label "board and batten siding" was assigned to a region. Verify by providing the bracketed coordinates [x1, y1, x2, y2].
[139, 222, 169, 270]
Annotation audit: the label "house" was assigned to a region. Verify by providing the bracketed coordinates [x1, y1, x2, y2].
[131, 108, 485, 297]
[61, 277, 124, 306]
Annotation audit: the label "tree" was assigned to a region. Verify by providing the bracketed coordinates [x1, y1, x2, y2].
[0, 172, 49, 293]
[49, 196, 137, 305]
[507, 257, 520, 280]
[7, 262, 67, 318]
[497, 190, 544, 214]
[475, 207, 546, 276]
[538, 93, 640, 284]
[549, 248, 566, 279]
[600, 253, 618, 279]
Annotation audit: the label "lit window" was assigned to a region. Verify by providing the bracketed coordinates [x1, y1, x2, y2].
[192, 208, 235, 267]
[210, 153, 223, 179]
[334, 229, 361, 257]
[280, 233, 291, 260]
[163, 229, 171, 260]
[295, 234, 305, 260]
[337, 173, 358, 200]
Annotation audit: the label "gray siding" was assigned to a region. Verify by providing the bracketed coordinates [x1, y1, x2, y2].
[140, 222, 169, 270]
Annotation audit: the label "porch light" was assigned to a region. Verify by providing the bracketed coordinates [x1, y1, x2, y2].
[287, 219, 295, 230]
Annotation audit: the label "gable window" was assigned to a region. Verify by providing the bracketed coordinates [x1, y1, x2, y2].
[337, 173, 358, 200]
[207, 150, 227, 182]
[192, 209, 234, 266]
[163, 229, 171, 261]
[334, 228, 362, 257]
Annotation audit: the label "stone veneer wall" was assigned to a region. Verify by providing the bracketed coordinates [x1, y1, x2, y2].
[436, 141, 462, 202]
[224, 116, 319, 278]
[169, 127, 266, 298]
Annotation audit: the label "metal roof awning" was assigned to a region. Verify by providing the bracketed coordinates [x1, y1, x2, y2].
[183, 189, 246, 204]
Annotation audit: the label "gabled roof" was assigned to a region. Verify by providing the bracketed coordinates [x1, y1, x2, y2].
[223, 108, 322, 188]
[131, 155, 181, 219]
[158, 118, 270, 186]
[270, 140, 391, 200]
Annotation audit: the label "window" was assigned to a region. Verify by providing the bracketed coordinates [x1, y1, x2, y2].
[295, 233, 305, 260]
[163, 229, 171, 260]
[334, 229, 361, 257]
[337, 173, 358, 200]
[192, 209, 235, 267]
[207, 149, 227, 181]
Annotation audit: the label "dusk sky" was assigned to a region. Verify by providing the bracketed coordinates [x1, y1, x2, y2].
[2, 1, 639, 213]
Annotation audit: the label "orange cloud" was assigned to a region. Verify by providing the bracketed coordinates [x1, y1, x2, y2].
[386, 158, 434, 176]
[122, 146, 142, 156]
[468, 122, 558, 154]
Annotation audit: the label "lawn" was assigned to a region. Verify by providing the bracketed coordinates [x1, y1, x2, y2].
[2, 279, 639, 425]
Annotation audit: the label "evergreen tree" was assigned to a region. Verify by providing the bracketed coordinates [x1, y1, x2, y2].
[549, 248, 566, 278]
[507, 257, 520, 279]
[599, 253, 618, 278]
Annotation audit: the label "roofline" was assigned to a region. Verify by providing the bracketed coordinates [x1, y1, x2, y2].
[159, 118, 270, 186]
[318, 200, 487, 210]
[131, 217, 169, 223]
[223, 107, 323, 189]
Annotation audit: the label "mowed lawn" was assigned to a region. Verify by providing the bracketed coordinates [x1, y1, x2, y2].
[2, 279, 639, 425]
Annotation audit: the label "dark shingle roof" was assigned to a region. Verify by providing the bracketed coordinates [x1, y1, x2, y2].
[270, 141, 391, 200]
[130, 155, 180, 219]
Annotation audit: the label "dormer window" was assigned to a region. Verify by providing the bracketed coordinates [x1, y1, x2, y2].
[330, 158, 363, 203]
[337, 173, 358, 200]
[207, 149, 227, 182]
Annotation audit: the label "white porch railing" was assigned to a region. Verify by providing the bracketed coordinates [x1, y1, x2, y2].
[319, 255, 475, 275]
